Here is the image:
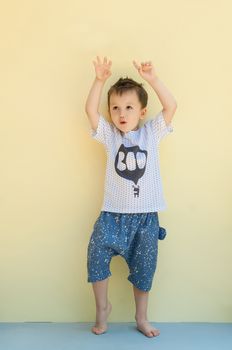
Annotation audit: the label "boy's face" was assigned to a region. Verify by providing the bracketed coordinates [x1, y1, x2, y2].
[108, 90, 147, 134]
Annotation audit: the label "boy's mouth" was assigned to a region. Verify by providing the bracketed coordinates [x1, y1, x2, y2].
[120, 121, 127, 124]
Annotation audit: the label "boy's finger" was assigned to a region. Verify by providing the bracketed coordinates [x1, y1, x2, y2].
[103, 56, 107, 64]
[108, 60, 112, 67]
[96, 56, 101, 64]
[133, 60, 140, 69]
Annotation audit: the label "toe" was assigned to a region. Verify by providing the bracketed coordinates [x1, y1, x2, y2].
[92, 326, 106, 335]
[152, 329, 160, 337]
[147, 331, 153, 337]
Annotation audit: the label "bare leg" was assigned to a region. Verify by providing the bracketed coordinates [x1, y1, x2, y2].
[91, 278, 112, 335]
[133, 285, 160, 337]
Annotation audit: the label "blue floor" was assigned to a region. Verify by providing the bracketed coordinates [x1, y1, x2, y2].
[0, 323, 231, 350]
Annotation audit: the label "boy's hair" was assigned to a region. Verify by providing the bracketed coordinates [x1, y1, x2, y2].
[107, 77, 148, 109]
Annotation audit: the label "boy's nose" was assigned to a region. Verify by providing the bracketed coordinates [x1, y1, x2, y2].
[120, 116, 126, 122]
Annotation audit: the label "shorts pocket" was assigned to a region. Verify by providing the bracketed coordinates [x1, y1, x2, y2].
[158, 227, 167, 240]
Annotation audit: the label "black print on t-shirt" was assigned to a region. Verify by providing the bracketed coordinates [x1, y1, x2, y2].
[114, 144, 147, 198]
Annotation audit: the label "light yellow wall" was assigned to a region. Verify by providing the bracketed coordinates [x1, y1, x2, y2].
[0, 0, 231, 322]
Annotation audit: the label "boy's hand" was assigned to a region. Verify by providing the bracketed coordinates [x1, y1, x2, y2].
[133, 60, 158, 83]
[93, 56, 112, 82]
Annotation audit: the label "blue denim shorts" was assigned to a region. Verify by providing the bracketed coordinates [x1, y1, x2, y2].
[87, 211, 167, 292]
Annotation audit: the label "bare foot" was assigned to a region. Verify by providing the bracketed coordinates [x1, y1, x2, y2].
[91, 302, 112, 335]
[136, 320, 160, 337]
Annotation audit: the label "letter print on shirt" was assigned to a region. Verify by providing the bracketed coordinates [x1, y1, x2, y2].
[114, 144, 148, 198]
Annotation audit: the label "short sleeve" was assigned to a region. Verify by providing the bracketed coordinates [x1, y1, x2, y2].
[90, 115, 114, 148]
[150, 110, 173, 143]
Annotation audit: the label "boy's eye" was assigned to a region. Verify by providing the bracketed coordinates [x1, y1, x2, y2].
[112, 106, 118, 110]
[126, 106, 133, 109]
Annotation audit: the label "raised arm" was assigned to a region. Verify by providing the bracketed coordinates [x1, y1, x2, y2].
[85, 56, 112, 131]
[133, 60, 177, 126]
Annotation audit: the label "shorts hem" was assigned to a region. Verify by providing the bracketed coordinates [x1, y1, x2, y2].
[127, 276, 152, 292]
[88, 272, 112, 283]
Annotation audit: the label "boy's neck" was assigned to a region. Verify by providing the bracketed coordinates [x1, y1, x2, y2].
[119, 125, 140, 135]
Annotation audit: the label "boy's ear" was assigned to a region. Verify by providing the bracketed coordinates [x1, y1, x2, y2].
[140, 107, 147, 119]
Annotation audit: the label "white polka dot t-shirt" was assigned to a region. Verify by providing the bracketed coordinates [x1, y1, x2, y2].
[90, 111, 173, 213]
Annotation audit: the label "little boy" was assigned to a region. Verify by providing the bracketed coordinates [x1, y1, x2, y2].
[85, 56, 177, 337]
